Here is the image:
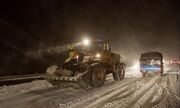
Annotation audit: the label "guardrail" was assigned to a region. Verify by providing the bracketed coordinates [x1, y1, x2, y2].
[0, 73, 46, 86]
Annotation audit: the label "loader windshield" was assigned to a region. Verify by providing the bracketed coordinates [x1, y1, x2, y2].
[86, 41, 104, 52]
[82, 40, 110, 53]
[94, 42, 104, 51]
[91, 41, 110, 51]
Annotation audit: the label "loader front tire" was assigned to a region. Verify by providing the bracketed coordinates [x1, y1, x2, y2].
[90, 63, 106, 87]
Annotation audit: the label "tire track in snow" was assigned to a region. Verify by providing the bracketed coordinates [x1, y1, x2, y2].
[132, 77, 165, 108]
[60, 78, 139, 108]
[131, 84, 157, 108]
[149, 75, 180, 108]
[84, 85, 129, 108]
[141, 75, 168, 108]
[102, 75, 161, 108]
[102, 86, 136, 108]
[98, 78, 150, 108]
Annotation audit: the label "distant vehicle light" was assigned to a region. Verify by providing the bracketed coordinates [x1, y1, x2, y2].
[132, 64, 139, 69]
[131, 61, 139, 70]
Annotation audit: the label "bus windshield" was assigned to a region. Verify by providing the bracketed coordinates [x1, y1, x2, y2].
[140, 59, 161, 65]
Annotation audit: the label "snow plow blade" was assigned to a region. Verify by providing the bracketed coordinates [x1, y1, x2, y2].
[46, 72, 87, 82]
[45, 65, 89, 88]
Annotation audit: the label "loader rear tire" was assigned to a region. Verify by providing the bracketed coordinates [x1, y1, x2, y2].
[113, 64, 125, 81]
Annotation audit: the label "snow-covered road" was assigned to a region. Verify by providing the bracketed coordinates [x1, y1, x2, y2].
[0, 69, 179, 108]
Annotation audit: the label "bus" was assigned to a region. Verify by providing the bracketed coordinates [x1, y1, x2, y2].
[140, 52, 163, 77]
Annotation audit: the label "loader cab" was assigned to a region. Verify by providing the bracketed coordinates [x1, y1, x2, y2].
[80, 40, 111, 63]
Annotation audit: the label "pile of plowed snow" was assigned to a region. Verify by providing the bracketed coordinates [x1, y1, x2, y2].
[0, 80, 53, 100]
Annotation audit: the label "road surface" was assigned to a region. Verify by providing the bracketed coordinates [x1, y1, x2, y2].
[0, 67, 179, 108]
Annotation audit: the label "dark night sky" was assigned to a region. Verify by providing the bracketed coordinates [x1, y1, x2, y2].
[0, 0, 179, 75]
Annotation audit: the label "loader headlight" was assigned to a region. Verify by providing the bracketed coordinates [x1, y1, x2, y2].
[83, 39, 90, 46]
[96, 53, 101, 58]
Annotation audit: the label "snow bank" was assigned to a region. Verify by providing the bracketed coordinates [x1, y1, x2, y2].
[0, 80, 53, 100]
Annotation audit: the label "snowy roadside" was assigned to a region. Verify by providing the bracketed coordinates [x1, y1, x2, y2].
[0, 80, 53, 100]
